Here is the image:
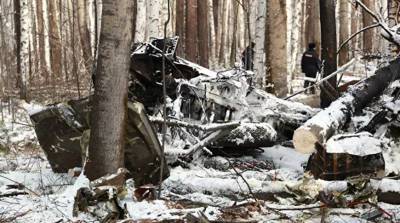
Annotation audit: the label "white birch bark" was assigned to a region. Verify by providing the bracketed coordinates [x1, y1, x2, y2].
[253, 0, 266, 89]
[146, 0, 160, 39]
[135, 0, 146, 42]
[208, 0, 216, 69]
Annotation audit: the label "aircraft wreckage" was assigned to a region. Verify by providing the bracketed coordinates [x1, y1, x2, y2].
[30, 37, 400, 185]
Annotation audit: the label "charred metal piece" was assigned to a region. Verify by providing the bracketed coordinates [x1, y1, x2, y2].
[30, 97, 169, 186]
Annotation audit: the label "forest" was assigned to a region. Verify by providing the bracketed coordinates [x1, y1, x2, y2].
[2, 0, 400, 222]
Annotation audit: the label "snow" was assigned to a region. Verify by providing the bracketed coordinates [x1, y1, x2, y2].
[326, 132, 384, 156]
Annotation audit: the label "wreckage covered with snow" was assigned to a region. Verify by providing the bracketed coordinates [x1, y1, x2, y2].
[30, 37, 400, 187]
[29, 38, 317, 185]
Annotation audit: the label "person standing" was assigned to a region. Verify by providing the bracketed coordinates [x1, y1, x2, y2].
[301, 43, 321, 94]
[242, 42, 255, 71]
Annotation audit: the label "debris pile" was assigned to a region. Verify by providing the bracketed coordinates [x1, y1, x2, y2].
[25, 38, 400, 221]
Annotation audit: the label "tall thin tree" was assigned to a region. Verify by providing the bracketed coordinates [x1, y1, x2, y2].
[319, 0, 337, 108]
[14, 0, 27, 100]
[185, 0, 198, 62]
[197, 0, 209, 67]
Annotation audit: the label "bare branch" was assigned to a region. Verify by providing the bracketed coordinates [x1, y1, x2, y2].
[337, 23, 380, 54]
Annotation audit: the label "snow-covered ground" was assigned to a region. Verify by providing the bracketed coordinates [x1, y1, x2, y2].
[2, 79, 400, 222]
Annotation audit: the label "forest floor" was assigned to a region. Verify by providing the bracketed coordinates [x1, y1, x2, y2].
[1, 59, 400, 222]
[0, 100, 399, 222]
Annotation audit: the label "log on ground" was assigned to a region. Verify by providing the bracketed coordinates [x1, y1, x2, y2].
[293, 58, 400, 154]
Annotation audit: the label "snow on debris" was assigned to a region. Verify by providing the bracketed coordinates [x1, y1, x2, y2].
[326, 132, 384, 156]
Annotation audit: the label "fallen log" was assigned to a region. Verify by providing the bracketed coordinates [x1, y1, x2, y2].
[293, 58, 400, 154]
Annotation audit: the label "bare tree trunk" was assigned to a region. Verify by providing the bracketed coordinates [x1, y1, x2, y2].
[47, 0, 62, 78]
[230, 1, 239, 67]
[197, 0, 209, 67]
[319, 0, 337, 108]
[71, 0, 80, 98]
[266, 0, 287, 97]
[254, 0, 266, 89]
[135, 0, 146, 42]
[218, 0, 227, 65]
[338, 0, 350, 65]
[147, 0, 160, 38]
[77, 0, 92, 74]
[304, 0, 320, 52]
[208, 0, 216, 68]
[362, 0, 374, 53]
[350, 4, 362, 58]
[175, 0, 185, 56]
[14, 0, 26, 100]
[36, 0, 46, 78]
[185, 0, 198, 62]
[86, 0, 134, 180]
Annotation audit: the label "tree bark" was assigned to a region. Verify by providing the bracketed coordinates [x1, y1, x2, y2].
[135, 0, 146, 42]
[293, 58, 400, 154]
[197, 0, 209, 67]
[86, 0, 134, 180]
[36, 0, 46, 77]
[253, 0, 266, 89]
[47, 0, 62, 77]
[362, 0, 374, 53]
[304, 0, 320, 52]
[175, 0, 185, 56]
[185, 0, 198, 62]
[146, 0, 160, 39]
[319, 0, 337, 108]
[77, 0, 92, 74]
[338, 0, 350, 65]
[14, 0, 26, 100]
[266, 0, 287, 97]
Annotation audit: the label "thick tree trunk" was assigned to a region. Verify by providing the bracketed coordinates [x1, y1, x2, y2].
[197, 0, 209, 67]
[293, 58, 400, 154]
[319, 0, 337, 108]
[266, 0, 287, 97]
[86, 0, 134, 180]
[338, 1, 350, 65]
[185, 0, 198, 62]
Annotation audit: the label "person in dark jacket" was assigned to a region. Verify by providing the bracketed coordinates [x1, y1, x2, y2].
[301, 43, 321, 94]
[242, 42, 255, 71]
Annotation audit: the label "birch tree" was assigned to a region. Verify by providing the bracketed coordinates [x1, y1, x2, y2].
[146, 0, 160, 38]
[253, 0, 266, 89]
[86, 0, 134, 180]
[14, 0, 27, 99]
[135, 0, 146, 42]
